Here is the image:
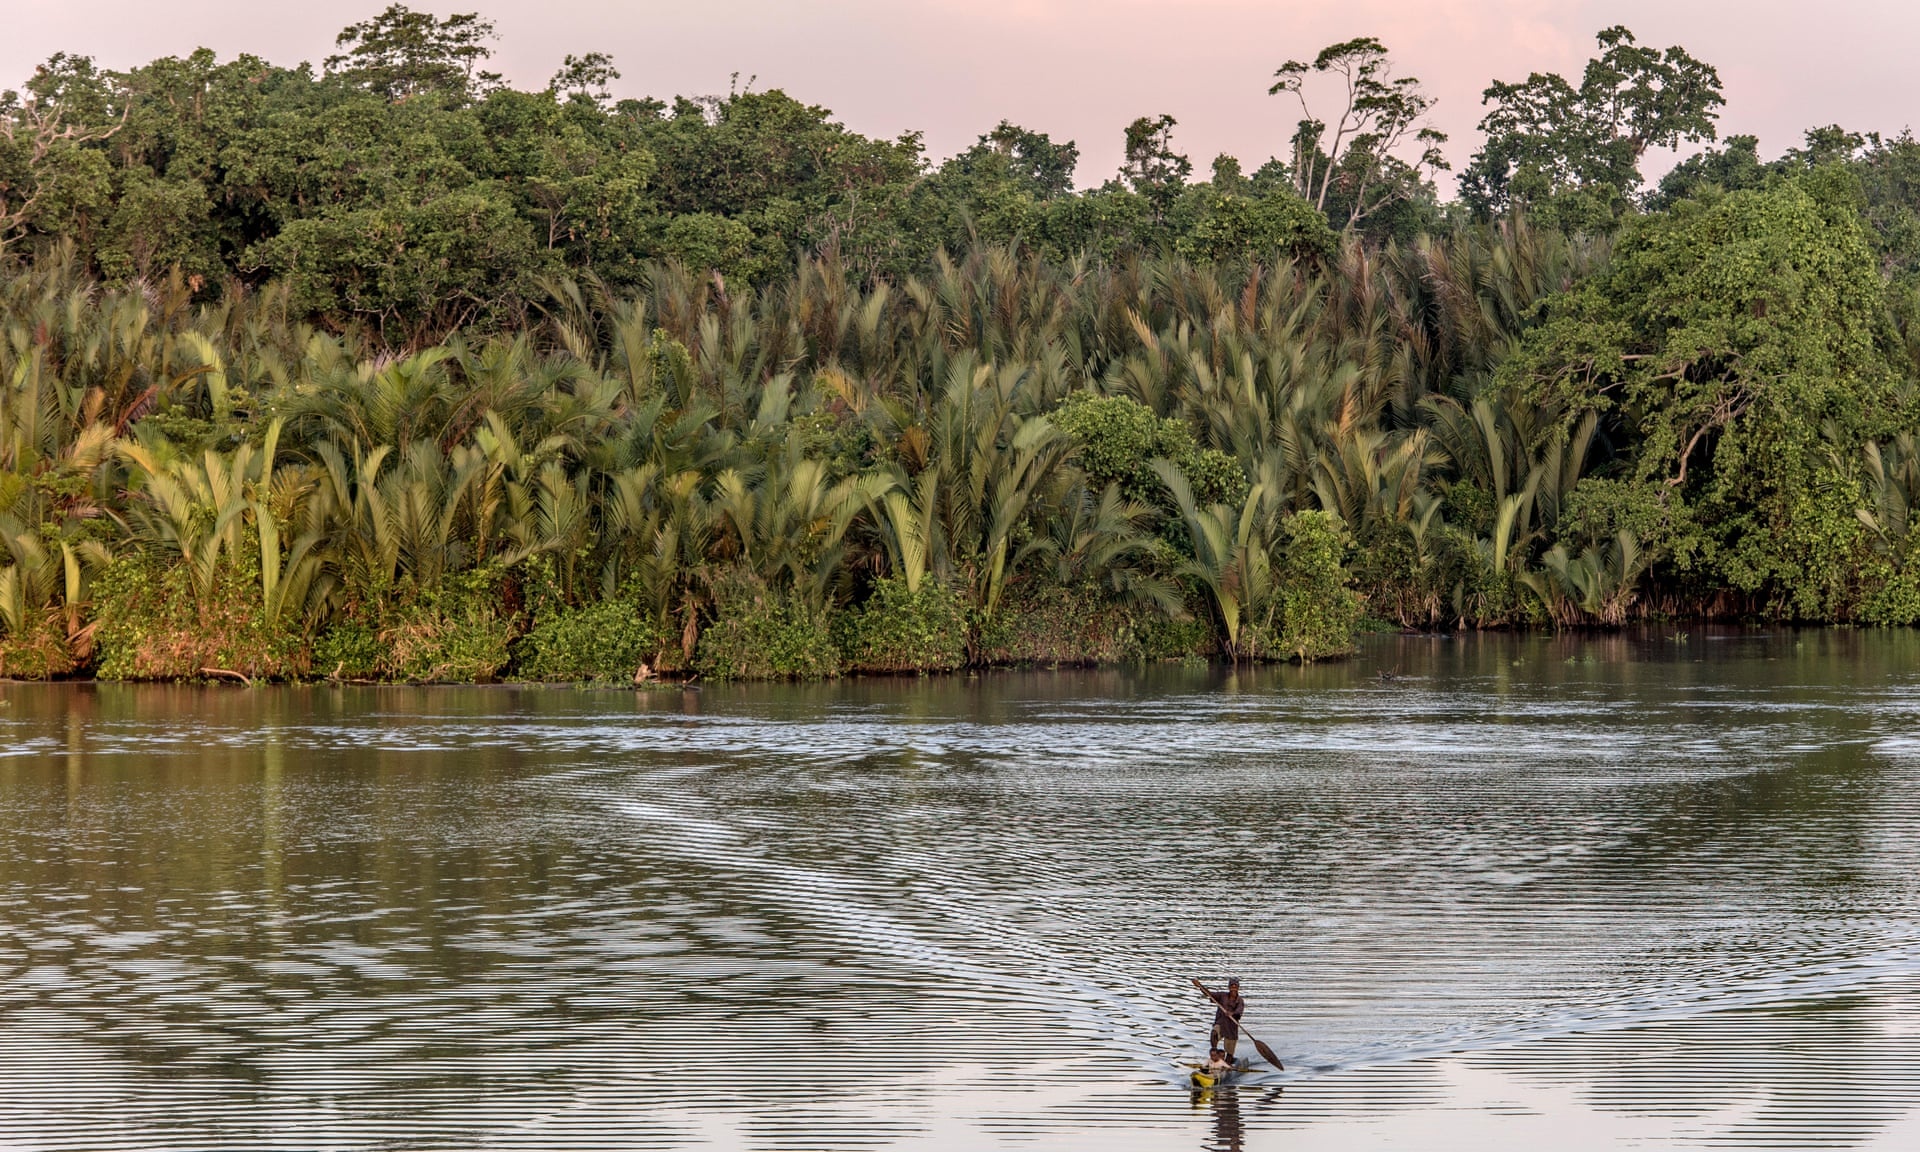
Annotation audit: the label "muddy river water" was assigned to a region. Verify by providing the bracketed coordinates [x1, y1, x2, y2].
[3, 629, 1918, 1149]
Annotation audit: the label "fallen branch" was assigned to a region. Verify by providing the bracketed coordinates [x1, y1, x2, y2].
[201, 667, 253, 686]
[326, 660, 381, 685]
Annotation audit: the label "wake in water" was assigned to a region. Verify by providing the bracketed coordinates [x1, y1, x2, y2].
[545, 672, 1920, 1085]
[6, 639, 1920, 1148]
[597, 781, 1206, 1077]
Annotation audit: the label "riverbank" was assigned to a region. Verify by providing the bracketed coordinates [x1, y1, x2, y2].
[4, 561, 1351, 684]
[6, 617, 1890, 686]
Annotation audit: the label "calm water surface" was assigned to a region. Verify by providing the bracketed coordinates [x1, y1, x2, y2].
[3, 630, 1919, 1149]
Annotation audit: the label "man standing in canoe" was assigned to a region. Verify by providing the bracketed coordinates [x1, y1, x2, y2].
[1192, 975, 1284, 1071]
[1206, 977, 1246, 1060]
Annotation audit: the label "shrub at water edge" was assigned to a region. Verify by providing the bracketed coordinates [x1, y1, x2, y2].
[695, 574, 841, 681]
[93, 552, 309, 681]
[1270, 510, 1364, 662]
[515, 597, 666, 683]
[838, 578, 967, 673]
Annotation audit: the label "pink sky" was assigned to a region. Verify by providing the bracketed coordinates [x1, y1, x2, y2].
[8, 1, 1918, 191]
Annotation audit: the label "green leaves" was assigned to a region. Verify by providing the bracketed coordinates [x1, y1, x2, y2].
[1464, 26, 1725, 224]
[325, 5, 501, 103]
[838, 576, 966, 673]
[1504, 174, 1894, 617]
[1174, 187, 1336, 264]
[0, 54, 127, 255]
[965, 122, 1080, 201]
[1273, 510, 1361, 661]
[234, 100, 545, 338]
[1270, 37, 1446, 233]
[514, 593, 662, 683]
[1054, 392, 1247, 511]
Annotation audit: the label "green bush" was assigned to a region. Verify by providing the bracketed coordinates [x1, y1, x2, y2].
[93, 550, 308, 681]
[1270, 510, 1362, 662]
[1347, 523, 1446, 630]
[695, 574, 840, 681]
[1122, 609, 1213, 661]
[316, 569, 519, 682]
[1858, 547, 1920, 625]
[515, 598, 665, 683]
[977, 582, 1210, 665]
[381, 570, 518, 683]
[657, 213, 760, 285]
[314, 618, 386, 679]
[0, 609, 77, 679]
[1053, 394, 1247, 509]
[839, 578, 966, 673]
[1174, 188, 1338, 264]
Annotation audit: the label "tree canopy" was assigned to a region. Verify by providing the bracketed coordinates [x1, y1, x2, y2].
[1462, 26, 1725, 229]
[0, 12, 1415, 336]
[325, 5, 502, 101]
[1270, 36, 1448, 232]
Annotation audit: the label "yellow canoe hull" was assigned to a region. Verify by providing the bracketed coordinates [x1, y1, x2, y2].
[1189, 1065, 1244, 1089]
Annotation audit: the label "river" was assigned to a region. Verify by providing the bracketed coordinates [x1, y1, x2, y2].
[3, 629, 1918, 1149]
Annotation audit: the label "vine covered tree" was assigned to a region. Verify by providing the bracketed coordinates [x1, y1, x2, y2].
[1502, 171, 1894, 617]
[0, 54, 127, 253]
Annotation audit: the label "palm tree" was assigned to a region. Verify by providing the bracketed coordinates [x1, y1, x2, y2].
[1153, 460, 1281, 660]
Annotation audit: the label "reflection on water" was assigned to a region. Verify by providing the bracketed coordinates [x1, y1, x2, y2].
[2, 628, 1919, 1149]
[1195, 1085, 1264, 1152]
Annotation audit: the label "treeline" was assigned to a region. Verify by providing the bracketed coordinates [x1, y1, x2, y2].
[0, 6, 1343, 344]
[4, 10, 1920, 681]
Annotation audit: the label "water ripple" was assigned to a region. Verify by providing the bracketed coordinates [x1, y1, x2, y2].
[2, 632, 1918, 1148]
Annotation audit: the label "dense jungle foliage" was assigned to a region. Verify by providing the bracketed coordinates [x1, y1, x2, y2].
[6, 9, 1920, 681]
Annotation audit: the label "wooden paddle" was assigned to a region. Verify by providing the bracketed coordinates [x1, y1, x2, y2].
[1192, 978, 1285, 1071]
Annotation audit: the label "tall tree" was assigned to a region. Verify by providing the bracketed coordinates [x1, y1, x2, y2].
[325, 4, 501, 102]
[972, 121, 1079, 200]
[1269, 37, 1446, 232]
[1462, 26, 1723, 228]
[1118, 114, 1190, 220]
[0, 54, 127, 253]
[550, 52, 620, 107]
[1502, 172, 1893, 617]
